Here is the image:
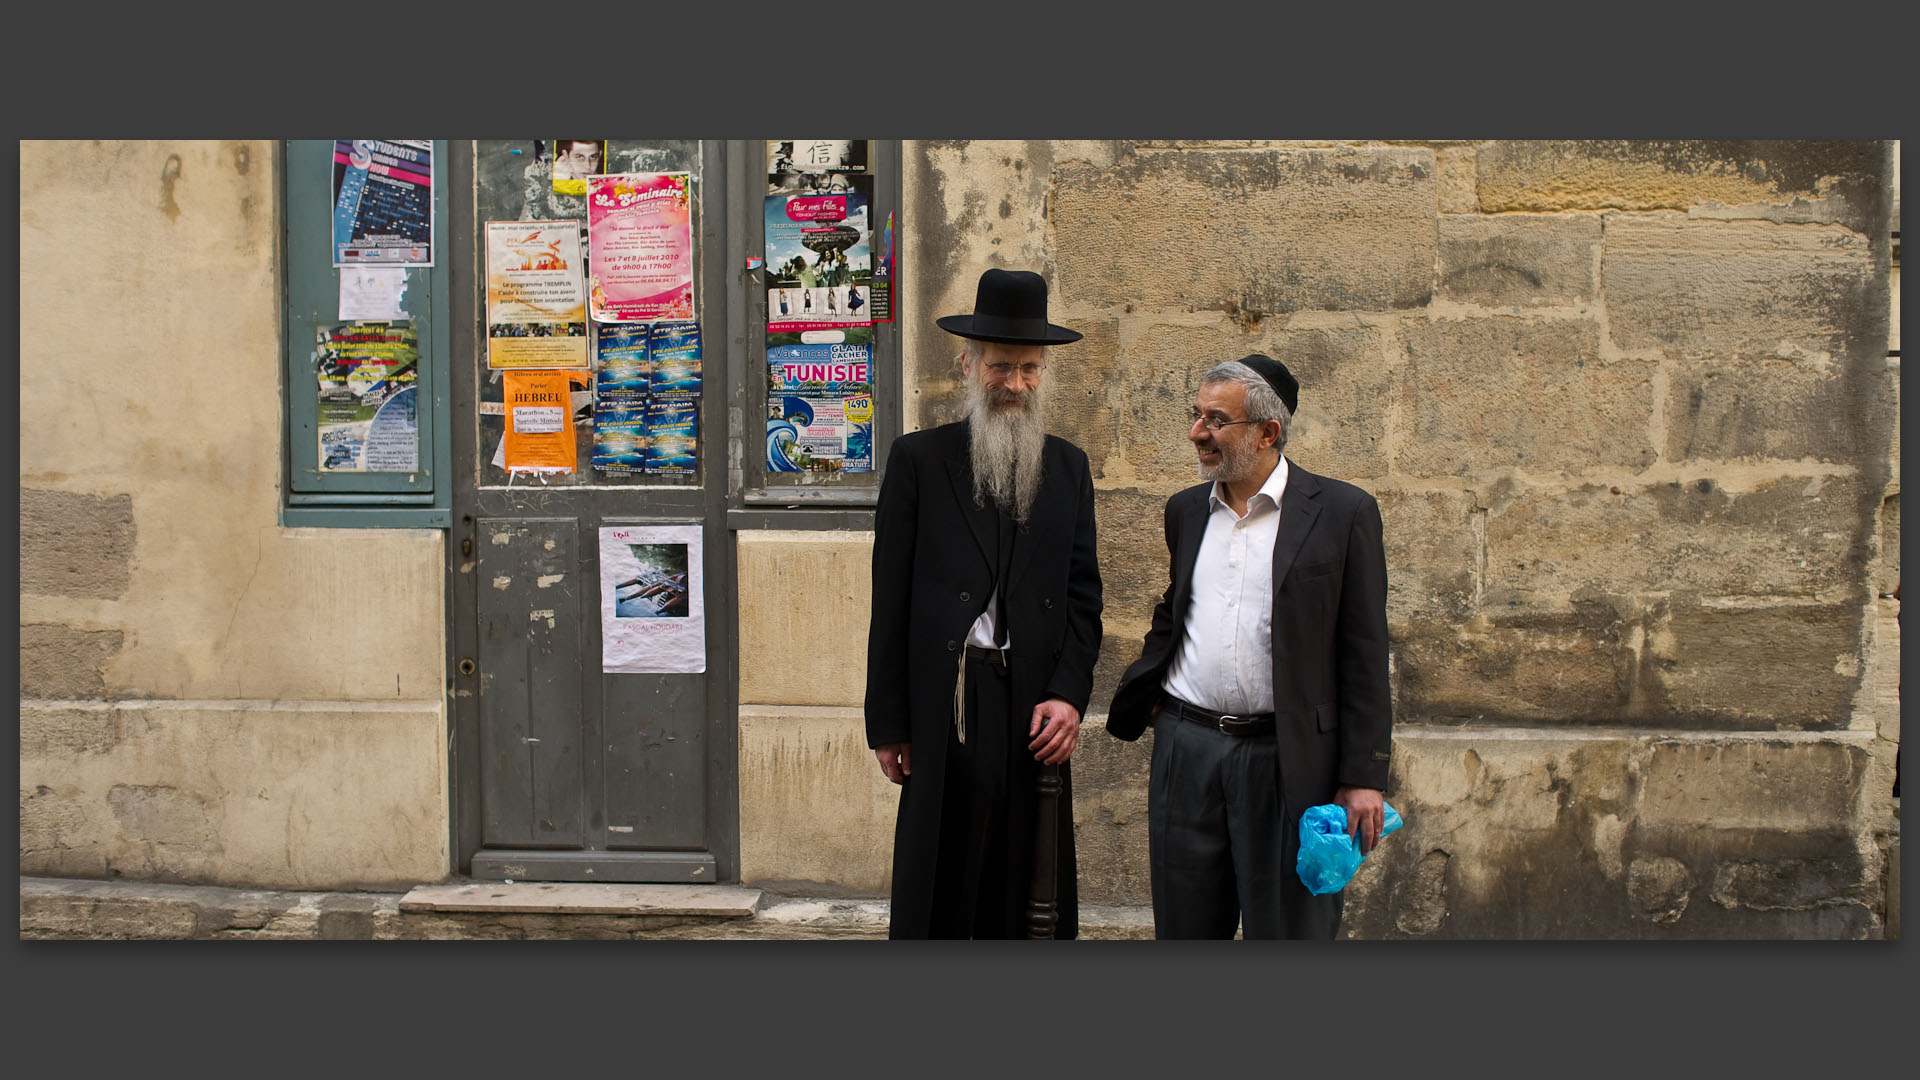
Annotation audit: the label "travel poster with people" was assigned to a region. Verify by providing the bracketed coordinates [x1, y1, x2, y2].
[485, 221, 589, 369]
[315, 324, 420, 473]
[587, 172, 696, 323]
[599, 525, 706, 673]
[763, 174, 873, 334]
[331, 139, 434, 266]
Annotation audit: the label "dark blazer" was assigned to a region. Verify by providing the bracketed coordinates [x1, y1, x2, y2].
[864, 420, 1103, 936]
[1108, 459, 1392, 811]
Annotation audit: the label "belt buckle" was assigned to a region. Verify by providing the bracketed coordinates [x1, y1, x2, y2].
[1215, 713, 1239, 735]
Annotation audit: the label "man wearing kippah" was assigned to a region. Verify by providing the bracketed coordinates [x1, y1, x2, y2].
[1106, 356, 1392, 939]
[865, 268, 1104, 938]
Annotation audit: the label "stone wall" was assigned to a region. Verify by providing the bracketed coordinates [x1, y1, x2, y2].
[877, 139, 1899, 937]
[18, 141, 450, 889]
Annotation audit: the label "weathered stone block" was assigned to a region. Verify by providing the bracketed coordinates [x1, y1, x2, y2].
[1475, 141, 1889, 225]
[1437, 213, 1601, 307]
[1070, 716, 1154, 904]
[1636, 737, 1866, 830]
[1638, 602, 1862, 727]
[1394, 318, 1655, 476]
[1039, 315, 1123, 476]
[737, 706, 897, 895]
[19, 624, 124, 699]
[1664, 359, 1868, 464]
[19, 490, 136, 599]
[1091, 487, 1176, 707]
[1052, 147, 1437, 315]
[18, 701, 449, 888]
[1111, 320, 1392, 486]
[735, 531, 872, 708]
[1481, 474, 1867, 604]
[1378, 489, 1479, 623]
[1394, 607, 1630, 723]
[1604, 215, 1872, 360]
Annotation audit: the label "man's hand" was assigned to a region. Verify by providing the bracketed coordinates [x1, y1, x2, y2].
[1028, 699, 1081, 765]
[1334, 785, 1386, 854]
[875, 742, 912, 785]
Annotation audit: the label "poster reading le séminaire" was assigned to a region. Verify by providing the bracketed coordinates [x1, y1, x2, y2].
[332, 140, 434, 266]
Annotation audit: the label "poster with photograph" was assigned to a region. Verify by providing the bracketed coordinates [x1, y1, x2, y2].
[649, 322, 702, 397]
[332, 140, 434, 266]
[767, 390, 872, 474]
[549, 139, 605, 197]
[600, 524, 706, 673]
[485, 221, 589, 369]
[767, 139, 870, 193]
[315, 324, 420, 472]
[764, 175, 873, 333]
[645, 398, 699, 477]
[587, 172, 696, 323]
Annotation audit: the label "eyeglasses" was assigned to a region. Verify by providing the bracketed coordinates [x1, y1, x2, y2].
[986, 362, 1044, 379]
[1189, 409, 1265, 432]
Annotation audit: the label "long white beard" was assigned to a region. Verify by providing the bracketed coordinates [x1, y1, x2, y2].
[965, 378, 1047, 524]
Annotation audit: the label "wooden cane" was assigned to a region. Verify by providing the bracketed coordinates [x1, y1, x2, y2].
[1026, 762, 1063, 939]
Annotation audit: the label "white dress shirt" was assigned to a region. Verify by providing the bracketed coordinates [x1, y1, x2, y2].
[1161, 456, 1288, 714]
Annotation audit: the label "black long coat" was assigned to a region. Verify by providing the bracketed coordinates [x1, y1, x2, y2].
[1108, 460, 1393, 810]
[865, 421, 1103, 938]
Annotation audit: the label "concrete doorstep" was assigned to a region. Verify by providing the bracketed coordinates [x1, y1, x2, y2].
[18, 876, 1157, 941]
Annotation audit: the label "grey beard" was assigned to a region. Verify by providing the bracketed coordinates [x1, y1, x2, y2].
[965, 381, 1046, 525]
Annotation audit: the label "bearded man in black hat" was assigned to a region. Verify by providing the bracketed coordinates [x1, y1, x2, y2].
[1106, 356, 1392, 939]
[865, 268, 1103, 939]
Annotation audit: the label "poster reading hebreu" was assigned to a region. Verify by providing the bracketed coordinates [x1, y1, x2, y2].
[332, 140, 434, 266]
[600, 525, 705, 674]
[587, 173, 695, 323]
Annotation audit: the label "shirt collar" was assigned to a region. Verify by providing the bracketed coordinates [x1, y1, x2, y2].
[1208, 455, 1289, 515]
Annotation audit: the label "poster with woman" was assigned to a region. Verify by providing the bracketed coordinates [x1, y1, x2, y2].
[587, 172, 696, 323]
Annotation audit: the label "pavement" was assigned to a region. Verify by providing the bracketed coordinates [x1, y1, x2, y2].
[18, 875, 1158, 941]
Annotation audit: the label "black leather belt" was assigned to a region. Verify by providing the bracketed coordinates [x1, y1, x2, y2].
[1165, 695, 1275, 736]
[964, 644, 1008, 667]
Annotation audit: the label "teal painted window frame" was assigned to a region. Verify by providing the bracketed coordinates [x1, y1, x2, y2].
[280, 139, 452, 529]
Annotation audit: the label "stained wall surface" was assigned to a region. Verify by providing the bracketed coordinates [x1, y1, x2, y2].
[19, 141, 450, 888]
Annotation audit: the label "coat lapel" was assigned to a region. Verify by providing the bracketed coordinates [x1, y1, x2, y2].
[1168, 484, 1210, 620]
[1272, 459, 1322, 587]
[944, 449, 996, 572]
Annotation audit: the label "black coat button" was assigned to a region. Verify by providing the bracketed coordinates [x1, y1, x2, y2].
[1043, 597, 1055, 609]
[960, 591, 970, 602]
[946, 640, 958, 652]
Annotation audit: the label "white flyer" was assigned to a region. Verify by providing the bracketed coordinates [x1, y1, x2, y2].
[599, 524, 705, 673]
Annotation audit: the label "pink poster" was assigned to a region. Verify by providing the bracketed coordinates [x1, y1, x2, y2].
[587, 172, 695, 323]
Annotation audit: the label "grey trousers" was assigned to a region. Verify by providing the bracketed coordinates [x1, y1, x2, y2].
[1147, 711, 1341, 939]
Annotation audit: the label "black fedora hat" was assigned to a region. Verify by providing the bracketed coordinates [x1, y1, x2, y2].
[936, 268, 1083, 346]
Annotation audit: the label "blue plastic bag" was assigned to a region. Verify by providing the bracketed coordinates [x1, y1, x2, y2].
[1295, 801, 1404, 895]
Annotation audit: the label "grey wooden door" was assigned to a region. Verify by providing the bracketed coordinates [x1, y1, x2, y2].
[447, 140, 738, 883]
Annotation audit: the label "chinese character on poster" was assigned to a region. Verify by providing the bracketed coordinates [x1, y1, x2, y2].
[767, 140, 869, 194]
[587, 172, 696, 323]
[332, 140, 434, 266]
[600, 525, 706, 673]
[315, 324, 420, 472]
[485, 221, 589, 369]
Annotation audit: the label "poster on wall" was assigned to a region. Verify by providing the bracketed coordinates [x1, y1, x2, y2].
[315, 324, 419, 472]
[599, 524, 706, 673]
[587, 172, 696, 323]
[649, 321, 702, 396]
[870, 210, 893, 322]
[338, 265, 410, 321]
[767, 139, 870, 193]
[764, 174, 873, 334]
[485, 221, 589, 369]
[767, 389, 872, 474]
[549, 139, 605, 197]
[501, 368, 590, 480]
[332, 140, 434, 266]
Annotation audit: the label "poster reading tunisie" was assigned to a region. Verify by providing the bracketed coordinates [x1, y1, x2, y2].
[587, 173, 696, 323]
[332, 140, 434, 266]
[599, 524, 705, 673]
[485, 221, 588, 369]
